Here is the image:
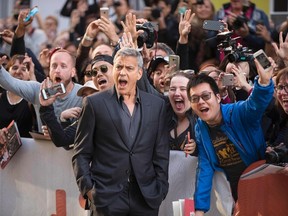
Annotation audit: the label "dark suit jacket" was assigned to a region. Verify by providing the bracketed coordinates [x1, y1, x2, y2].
[72, 87, 169, 209]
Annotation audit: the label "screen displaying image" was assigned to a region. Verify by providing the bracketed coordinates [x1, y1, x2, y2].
[256, 53, 271, 69]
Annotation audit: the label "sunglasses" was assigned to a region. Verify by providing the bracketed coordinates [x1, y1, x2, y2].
[275, 84, 288, 94]
[190, 92, 212, 103]
[85, 65, 108, 77]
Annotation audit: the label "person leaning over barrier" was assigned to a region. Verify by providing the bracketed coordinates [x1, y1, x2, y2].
[186, 56, 275, 215]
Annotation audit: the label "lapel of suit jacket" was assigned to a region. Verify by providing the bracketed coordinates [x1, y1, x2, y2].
[131, 91, 151, 150]
[103, 88, 130, 148]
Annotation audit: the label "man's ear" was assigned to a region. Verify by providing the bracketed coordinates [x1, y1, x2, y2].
[137, 68, 143, 80]
[71, 67, 77, 78]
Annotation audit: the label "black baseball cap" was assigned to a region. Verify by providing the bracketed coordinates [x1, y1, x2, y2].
[147, 56, 169, 77]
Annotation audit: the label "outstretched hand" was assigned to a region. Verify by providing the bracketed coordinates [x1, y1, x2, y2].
[254, 57, 276, 86]
[121, 13, 145, 48]
[0, 128, 8, 145]
[272, 31, 288, 62]
[178, 9, 195, 44]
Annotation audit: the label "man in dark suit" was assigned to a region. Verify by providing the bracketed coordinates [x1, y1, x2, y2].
[72, 48, 169, 216]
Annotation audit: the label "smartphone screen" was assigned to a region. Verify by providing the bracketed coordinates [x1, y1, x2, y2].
[41, 83, 66, 100]
[255, 53, 271, 70]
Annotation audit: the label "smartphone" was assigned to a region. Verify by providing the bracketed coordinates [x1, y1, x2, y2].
[221, 74, 234, 86]
[23, 6, 39, 22]
[100, 7, 109, 19]
[253, 49, 271, 71]
[41, 83, 66, 100]
[203, 20, 225, 31]
[169, 55, 180, 72]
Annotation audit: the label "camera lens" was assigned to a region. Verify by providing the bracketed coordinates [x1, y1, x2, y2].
[265, 151, 279, 164]
[227, 52, 239, 63]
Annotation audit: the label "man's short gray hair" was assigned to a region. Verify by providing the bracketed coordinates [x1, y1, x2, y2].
[114, 48, 143, 69]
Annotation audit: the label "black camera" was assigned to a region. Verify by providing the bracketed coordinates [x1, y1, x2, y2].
[216, 31, 253, 62]
[227, 47, 254, 63]
[232, 15, 248, 30]
[136, 22, 156, 49]
[151, 8, 161, 19]
[265, 143, 288, 164]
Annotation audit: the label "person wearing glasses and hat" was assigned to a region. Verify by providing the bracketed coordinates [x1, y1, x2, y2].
[186, 57, 275, 215]
[90, 54, 114, 91]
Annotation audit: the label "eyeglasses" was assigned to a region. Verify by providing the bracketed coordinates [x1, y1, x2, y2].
[275, 84, 288, 94]
[190, 92, 212, 103]
[86, 65, 108, 77]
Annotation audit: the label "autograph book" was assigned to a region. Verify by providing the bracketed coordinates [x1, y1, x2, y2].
[0, 120, 22, 169]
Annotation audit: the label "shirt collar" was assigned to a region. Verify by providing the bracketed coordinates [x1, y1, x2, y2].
[116, 87, 141, 104]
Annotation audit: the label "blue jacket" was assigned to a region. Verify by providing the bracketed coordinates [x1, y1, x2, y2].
[194, 78, 274, 212]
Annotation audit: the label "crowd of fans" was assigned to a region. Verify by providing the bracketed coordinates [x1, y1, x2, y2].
[0, 0, 288, 215]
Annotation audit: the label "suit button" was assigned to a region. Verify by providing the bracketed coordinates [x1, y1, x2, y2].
[126, 169, 130, 175]
[130, 152, 133, 156]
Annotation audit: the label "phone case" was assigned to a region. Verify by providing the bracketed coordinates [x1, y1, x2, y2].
[23, 7, 39, 22]
[169, 55, 180, 71]
[222, 74, 234, 86]
[100, 7, 109, 19]
[203, 20, 224, 31]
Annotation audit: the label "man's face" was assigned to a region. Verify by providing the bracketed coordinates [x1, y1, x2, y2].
[91, 45, 113, 58]
[153, 62, 167, 93]
[189, 83, 222, 126]
[92, 61, 114, 91]
[168, 75, 190, 116]
[113, 56, 142, 96]
[49, 52, 76, 87]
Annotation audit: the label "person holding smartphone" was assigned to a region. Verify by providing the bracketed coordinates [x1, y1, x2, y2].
[187, 56, 275, 215]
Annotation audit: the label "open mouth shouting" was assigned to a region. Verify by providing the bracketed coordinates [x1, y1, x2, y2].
[118, 79, 128, 89]
[54, 76, 62, 83]
[280, 97, 288, 112]
[174, 98, 185, 111]
[199, 106, 209, 113]
[96, 77, 108, 90]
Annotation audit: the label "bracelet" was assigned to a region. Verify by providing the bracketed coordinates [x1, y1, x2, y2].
[110, 39, 120, 47]
[83, 35, 94, 42]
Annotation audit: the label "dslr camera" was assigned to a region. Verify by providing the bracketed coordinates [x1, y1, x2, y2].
[265, 143, 288, 165]
[151, 7, 161, 19]
[136, 22, 156, 49]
